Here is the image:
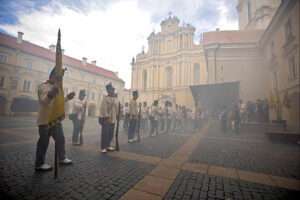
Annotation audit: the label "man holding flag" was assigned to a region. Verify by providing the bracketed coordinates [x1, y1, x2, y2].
[35, 30, 75, 171]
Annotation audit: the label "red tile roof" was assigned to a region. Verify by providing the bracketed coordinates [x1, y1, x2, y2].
[203, 30, 265, 46]
[0, 32, 122, 81]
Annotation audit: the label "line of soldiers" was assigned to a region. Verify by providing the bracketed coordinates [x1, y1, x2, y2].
[34, 68, 202, 171]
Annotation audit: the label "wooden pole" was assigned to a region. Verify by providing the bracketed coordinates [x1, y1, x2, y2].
[54, 123, 59, 178]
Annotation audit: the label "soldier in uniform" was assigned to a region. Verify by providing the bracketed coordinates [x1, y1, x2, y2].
[35, 69, 74, 171]
[149, 100, 159, 136]
[123, 102, 129, 129]
[141, 101, 148, 131]
[166, 102, 173, 133]
[128, 91, 138, 142]
[71, 90, 86, 145]
[100, 82, 117, 153]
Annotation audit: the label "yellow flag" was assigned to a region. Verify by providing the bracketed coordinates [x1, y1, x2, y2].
[48, 29, 65, 128]
[197, 95, 202, 110]
[282, 88, 291, 109]
[268, 91, 274, 109]
[273, 89, 279, 109]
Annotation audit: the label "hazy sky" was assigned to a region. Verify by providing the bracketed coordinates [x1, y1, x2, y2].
[0, 0, 238, 88]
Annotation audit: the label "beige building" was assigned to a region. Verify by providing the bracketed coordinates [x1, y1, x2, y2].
[0, 32, 130, 116]
[260, 0, 299, 132]
[237, 0, 281, 30]
[131, 16, 206, 108]
[202, 30, 266, 102]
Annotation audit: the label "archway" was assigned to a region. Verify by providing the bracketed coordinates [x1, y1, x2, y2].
[88, 104, 96, 116]
[289, 92, 299, 131]
[0, 95, 7, 115]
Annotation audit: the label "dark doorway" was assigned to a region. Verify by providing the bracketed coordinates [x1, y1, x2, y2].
[0, 95, 7, 115]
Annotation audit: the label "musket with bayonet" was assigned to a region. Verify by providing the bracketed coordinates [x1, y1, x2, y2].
[115, 101, 120, 151]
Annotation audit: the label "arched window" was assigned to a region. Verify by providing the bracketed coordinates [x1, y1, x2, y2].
[167, 68, 172, 88]
[194, 64, 200, 85]
[143, 70, 147, 90]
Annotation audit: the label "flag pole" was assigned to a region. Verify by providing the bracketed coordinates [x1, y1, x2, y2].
[55, 122, 59, 178]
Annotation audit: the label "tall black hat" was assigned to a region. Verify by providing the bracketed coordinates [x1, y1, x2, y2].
[49, 67, 67, 78]
[79, 90, 86, 97]
[132, 90, 138, 96]
[106, 82, 115, 91]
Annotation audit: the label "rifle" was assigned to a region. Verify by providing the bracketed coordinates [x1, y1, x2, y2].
[79, 100, 87, 145]
[115, 101, 120, 151]
[137, 105, 141, 142]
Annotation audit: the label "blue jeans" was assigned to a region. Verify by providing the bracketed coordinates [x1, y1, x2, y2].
[101, 123, 115, 149]
[128, 119, 137, 139]
[72, 119, 82, 143]
[35, 123, 66, 167]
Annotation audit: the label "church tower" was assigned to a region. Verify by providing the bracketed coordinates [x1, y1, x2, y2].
[237, 0, 281, 30]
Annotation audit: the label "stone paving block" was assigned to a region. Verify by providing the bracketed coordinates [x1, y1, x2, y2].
[181, 162, 208, 174]
[133, 175, 173, 196]
[119, 189, 162, 200]
[269, 175, 300, 191]
[208, 165, 239, 179]
[149, 166, 180, 180]
[237, 170, 276, 186]
[137, 155, 162, 164]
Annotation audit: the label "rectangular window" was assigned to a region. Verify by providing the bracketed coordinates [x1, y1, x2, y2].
[65, 71, 71, 78]
[80, 74, 85, 81]
[289, 56, 297, 80]
[0, 54, 8, 63]
[63, 87, 69, 96]
[22, 80, 31, 91]
[0, 76, 5, 88]
[248, 3, 252, 23]
[285, 19, 292, 42]
[91, 91, 96, 100]
[48, 65, 54, 73]
[26, 60, 33, 69]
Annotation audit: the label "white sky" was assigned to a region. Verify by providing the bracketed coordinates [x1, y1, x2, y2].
[0, 0, 238, 88]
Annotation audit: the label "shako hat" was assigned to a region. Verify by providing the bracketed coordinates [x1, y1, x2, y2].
[132, 90, 138, 96]
[79, 90, 86, 97]
[106, 82, 115, 91]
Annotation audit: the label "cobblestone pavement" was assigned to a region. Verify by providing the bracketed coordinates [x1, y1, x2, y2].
[165, 171, 299, 200]
[189, 124, 300, 179]
[1, 116, 299, 199]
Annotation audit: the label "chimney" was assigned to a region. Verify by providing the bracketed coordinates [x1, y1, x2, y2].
[17, 31, 24, 44]
[91, 60, 96, 66]
[49, 44, 56, 53]
[82, 57, 87, 66]
[62, 49, 65, 55]
[115, 71, 118, 76]
[216, 28, 220, 31]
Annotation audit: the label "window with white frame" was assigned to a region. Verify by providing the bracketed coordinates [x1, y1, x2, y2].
[22, 80, 31, 91]
[26, 60, 33, 69]
[91, 91, 96, 100]
[65, 70, 71, 78]
[80, 74, 85, 81]
[0, 54, 8, 63]
[0, 76, 5, 88]
[48, 65, 54, 73]
[289, 56, 297, 80]
[63, 87, 69, 96]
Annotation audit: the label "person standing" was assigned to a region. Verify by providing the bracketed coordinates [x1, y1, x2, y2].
[141, 102, 148, 131]
[123, 102, 129, 129]
[220, 105, 228, 133]
[71, 90, 86, 145]
[150, 100, 159, 136]
[35, 69, 74, 171]
[166, 102, 173, 133]
[100, 83, 117, 153]
[128, 91, 138, 143]
[232, 104, 241, 133]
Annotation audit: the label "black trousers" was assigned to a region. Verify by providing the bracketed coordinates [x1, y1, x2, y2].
[101, 123, 115, 149]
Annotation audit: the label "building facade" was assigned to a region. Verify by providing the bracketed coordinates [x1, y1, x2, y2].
[0, 32, 130, 116]
[260, 0, 299, 132]
[237, 0, 281, 30]
[131, 16, 207, 108]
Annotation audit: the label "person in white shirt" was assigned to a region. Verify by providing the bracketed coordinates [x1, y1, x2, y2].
[123, 102, 129, 129]
[128, 91, 138, 142]
[141, 102, 148, 131]
[149, 100, 159, 136]
[71, 90, 86, 145]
